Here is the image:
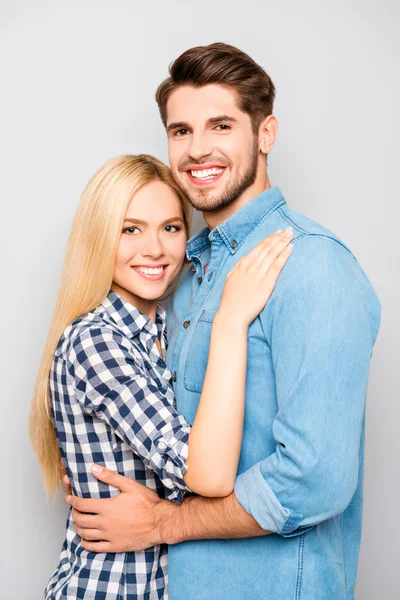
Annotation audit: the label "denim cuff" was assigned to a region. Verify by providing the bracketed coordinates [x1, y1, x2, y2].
[234, 462, 306, 536]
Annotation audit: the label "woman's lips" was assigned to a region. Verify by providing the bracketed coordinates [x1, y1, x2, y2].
[131, 265, 167, 281]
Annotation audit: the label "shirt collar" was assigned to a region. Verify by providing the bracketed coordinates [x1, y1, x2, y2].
[100, 290, 166, 340]
[186, 186, 286, 261]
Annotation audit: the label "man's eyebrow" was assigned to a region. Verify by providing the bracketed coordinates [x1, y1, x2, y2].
[207, 115, 237, 125]
[166, 115, 237, 132]
[166, 121, 188, 132]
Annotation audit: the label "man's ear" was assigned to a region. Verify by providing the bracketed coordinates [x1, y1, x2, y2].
[259, 115, 279, 156]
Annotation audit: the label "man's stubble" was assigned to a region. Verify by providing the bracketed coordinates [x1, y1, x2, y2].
[183, 135, 259, 214]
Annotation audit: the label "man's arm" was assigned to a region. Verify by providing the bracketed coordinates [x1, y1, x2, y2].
[67, 236, 380, 550]
[67, 465, 269, 553]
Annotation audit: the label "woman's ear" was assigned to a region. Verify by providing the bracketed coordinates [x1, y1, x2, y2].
[259, 115, 279, 156]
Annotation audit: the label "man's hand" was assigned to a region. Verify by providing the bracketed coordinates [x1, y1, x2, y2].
[65, 465, 177, 553]
[60, 460, 72, 495]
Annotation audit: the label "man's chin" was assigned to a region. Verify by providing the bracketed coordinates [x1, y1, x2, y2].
[188, 190, 235, 213]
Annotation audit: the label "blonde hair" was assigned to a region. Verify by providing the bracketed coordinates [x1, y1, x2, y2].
[30, 154, 191, 495]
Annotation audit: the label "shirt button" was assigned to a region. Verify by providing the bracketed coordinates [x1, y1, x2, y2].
[158, 440, 167, 451]
[191, 265, 196, 272]
[231, 240, 237, 249]
[198, 277, 203, 284]
[171, 373, 177, 382]
[183, 320, 190, 329]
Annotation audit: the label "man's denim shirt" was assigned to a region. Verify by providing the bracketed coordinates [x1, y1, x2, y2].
[166, 187, 380, 600]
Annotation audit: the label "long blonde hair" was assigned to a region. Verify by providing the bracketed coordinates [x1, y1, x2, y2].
[30, 154, 191, 496]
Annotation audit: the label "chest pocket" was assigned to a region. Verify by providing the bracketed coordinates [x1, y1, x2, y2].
[184, 310, 216, 393]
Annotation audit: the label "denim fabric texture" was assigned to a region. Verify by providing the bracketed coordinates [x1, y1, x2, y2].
[166, 187, 380, 600]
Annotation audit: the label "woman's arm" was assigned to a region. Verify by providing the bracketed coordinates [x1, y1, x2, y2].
[64, 231, 292, 501]
[184, 229, 293, 496]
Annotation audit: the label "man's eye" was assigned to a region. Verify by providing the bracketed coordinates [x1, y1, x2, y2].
[174, 129, 189, 137]
[123, 226, 141, 235]
[215, 124, 231, 131]
[164, 225, 181, 233]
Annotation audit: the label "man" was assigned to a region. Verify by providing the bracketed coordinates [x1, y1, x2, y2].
[66, 43, 380, 599]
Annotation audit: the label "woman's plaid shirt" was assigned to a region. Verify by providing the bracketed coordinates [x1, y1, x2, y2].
[45, 291, 191, 600]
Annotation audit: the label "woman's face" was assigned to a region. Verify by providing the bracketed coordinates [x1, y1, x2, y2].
[112, 180, 187, 314]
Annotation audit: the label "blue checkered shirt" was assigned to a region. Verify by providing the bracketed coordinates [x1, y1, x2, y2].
[45, 291, 191, 599]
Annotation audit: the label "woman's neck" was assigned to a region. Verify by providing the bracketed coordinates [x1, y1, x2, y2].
[111, 283, 158, 323]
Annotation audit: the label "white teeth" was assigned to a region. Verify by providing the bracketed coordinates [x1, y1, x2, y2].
[135, 267, 164, 275]
[191, 167, 224, 179]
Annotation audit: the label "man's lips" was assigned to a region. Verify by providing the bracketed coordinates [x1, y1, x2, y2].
[131, 264, 168, 281]
[184, 163, 227, 186]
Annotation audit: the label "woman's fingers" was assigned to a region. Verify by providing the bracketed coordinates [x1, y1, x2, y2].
[227, 229, 285, 278]
[255, 229, 293, 275]
[263, 244, 293, 280]
[240, 229, 283, 264]
[251, 227, 293, 270]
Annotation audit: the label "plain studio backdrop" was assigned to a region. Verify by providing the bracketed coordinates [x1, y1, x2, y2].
[1, 1, 398, 598]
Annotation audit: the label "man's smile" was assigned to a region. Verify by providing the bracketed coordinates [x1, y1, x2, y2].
[185, 163, 227, 186]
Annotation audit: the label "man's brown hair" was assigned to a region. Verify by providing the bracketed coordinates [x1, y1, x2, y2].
[155, 42, 276, 134]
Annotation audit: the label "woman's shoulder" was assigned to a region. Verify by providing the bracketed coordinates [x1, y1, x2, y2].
[55, 306, 131, 361]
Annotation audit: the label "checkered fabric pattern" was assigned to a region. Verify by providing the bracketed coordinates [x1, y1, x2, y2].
[44, 291, 191, 599]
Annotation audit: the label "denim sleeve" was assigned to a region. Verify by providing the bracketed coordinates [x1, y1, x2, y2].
[234, 235, 381, 535]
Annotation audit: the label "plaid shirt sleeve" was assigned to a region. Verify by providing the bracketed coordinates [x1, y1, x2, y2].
[66, 324, 191, 497]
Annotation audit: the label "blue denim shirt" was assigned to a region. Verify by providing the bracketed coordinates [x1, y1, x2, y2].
[166, 187, 380, 600]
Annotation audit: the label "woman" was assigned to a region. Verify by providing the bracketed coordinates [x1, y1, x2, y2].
[30, 154, 293, 599]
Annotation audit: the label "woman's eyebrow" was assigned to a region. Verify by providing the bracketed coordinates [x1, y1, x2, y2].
[123, 217, 184, 225]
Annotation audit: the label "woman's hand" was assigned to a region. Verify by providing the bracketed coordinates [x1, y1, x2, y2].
[218, 228, 293, 327]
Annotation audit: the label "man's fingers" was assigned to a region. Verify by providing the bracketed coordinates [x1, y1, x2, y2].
[65, 494, 107, 514]
[61, 474, 72, 495]
[72, 508, 101, 529]
[81, 540, 113, 553]
[90, 464, 135, 493]
[75, 527, 104, 541]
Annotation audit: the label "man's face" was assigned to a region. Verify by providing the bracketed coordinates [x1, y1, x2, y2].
[166, 84, 260, 213]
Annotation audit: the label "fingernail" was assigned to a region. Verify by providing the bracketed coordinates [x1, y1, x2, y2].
[284, 244, 293, 252]
[92, 464, 104, 475]
[284, 227, 293, 236]
[63, 475, 69, 484]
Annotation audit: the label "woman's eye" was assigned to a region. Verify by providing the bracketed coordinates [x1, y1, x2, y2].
[123, 226, 141, 235]
[164, 225, 181, 233]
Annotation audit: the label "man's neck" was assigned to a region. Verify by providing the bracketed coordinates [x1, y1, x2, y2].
[203, 173, 271, 231]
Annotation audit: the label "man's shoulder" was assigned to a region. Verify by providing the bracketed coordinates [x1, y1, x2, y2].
[265, 204, 353, 255]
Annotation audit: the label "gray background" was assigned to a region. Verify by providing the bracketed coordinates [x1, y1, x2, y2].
[1, 0, 398, 597]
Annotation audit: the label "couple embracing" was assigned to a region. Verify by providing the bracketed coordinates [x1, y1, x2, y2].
[31, 43, 380, 600]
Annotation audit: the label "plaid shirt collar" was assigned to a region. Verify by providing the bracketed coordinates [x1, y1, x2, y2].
[100, 290, 167, 341]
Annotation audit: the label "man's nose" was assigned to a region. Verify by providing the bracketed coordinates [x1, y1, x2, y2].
[188, 132, 213, 162]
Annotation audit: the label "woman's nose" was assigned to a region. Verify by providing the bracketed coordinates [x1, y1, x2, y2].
[141, 232, 164, 259]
